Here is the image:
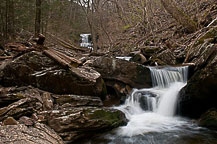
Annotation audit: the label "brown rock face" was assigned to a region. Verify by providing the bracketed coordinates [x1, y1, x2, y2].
[178, 27, 217, 118]
[0, 51, 106, 98]
[0, 123, 64, 144]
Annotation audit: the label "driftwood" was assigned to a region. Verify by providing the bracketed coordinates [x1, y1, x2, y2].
[43, 49, 82, 69]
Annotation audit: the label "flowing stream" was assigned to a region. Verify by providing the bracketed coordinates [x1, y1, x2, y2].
[77, 66, 217, 144]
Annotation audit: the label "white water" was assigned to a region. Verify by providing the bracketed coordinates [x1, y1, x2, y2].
[115, 66, 190, 137]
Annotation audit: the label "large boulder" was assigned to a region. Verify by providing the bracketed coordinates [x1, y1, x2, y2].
[0, 123, 64, 144]
[0, 86, 104, 119]
[178, 27, 217, 118]
[91, 56, 152, 89]
[40, 107, 127, 142]
[0, 51, 106, 98]
[0, 86, 126, 142]
[130, 53, 147, 64]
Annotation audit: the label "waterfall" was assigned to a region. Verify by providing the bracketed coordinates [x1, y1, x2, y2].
[149, 66, 188, 88]
[116, 66, 189, 136]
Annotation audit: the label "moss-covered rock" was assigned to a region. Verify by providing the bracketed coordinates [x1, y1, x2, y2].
[42, 107, 127, 142]
[88, 109, 126, 128]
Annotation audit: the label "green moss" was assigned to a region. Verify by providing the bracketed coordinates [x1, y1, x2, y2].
[123, 24, 131, 30]
[88, 109, 123, 126]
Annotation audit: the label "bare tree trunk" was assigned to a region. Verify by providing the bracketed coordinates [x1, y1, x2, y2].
[4, 0, 15, 39]
[160, 0, 197, 33]
[35, 0, 41, 36]
[5, 0, 8, 38]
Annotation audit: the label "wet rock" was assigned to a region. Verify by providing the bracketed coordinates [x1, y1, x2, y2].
[3, 117, 18, 125]
[0, 123, 64, 144]
[178, 27, 217, 118]
[91, 56, 152, 89]
[41, 107, 127, 142]
[0, 51, 107, 98]
[198, 109, 217, 130]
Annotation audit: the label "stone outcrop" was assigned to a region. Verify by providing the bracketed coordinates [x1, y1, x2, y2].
[178, 27, 217, 118]
[0, 51, 106, 98]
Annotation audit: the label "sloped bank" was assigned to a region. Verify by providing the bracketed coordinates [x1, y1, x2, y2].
[178, 27, 217, 119]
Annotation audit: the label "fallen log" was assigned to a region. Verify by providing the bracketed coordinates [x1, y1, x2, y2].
[46, 32, 86, 52]
[43, 49, 82, 69]
[43, 50, 70, 69]
[50, 49, 82, 67]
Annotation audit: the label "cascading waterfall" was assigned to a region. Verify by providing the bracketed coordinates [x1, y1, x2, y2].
[78, 66, 217, 144]
[115, 66, 190, 136]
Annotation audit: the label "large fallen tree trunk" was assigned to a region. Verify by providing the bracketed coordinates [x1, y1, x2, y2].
[43, 49, 82, 68]
[46, 32, 86, 52]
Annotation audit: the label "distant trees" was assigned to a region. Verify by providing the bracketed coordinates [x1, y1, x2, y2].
[0, 0, 89, 44]
[0, 0, 202, 51]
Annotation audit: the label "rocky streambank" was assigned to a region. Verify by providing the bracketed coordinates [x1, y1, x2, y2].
[0, 26, 217, 143]
[0, 44, 130, 143]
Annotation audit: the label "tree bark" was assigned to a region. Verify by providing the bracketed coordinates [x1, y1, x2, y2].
[160, 0, 198, 33]
[35, 0, 41, 36]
